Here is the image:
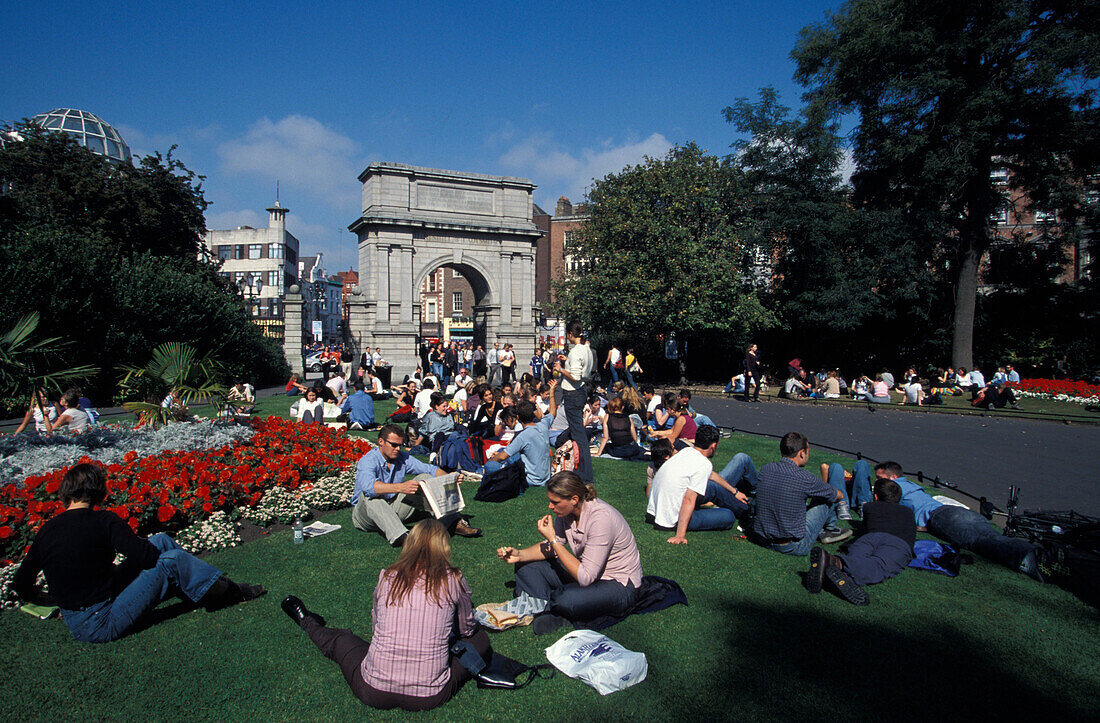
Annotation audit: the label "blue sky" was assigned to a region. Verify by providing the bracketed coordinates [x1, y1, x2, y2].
[2, 0, 840, 271]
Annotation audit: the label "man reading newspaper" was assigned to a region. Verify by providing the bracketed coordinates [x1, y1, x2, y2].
[351, 424, 482, 546]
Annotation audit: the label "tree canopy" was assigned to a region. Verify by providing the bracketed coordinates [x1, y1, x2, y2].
[550, 143, 774, 378]
[793, 0, 1100, 367]
[0, 122, 288, 406]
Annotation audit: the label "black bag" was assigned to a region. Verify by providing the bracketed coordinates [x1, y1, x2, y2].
[476, 653, 556, 689]
[474, 461, 527, 503]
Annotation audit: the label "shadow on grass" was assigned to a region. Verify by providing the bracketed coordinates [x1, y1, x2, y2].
[665, 597, 1100, 720]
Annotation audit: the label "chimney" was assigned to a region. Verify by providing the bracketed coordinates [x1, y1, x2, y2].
[555, 196, 573, 217]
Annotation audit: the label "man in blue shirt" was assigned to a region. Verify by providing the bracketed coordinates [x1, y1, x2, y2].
[753, 432, 853, 556]
[350, 424, 481, 545]
[341, 381, 376, 430]
[876, 460, 1043, 580]
[483, 398, 554, 487]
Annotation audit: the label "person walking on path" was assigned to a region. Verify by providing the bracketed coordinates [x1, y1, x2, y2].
[743, 344, 762, 402]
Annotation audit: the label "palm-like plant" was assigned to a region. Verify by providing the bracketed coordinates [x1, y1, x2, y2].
[117, 342, 227, 427]
[0, 312, 98, 414]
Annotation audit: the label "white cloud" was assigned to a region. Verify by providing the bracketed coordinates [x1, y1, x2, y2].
[218, 115, 365, 211]
[499, 132, 673, 205]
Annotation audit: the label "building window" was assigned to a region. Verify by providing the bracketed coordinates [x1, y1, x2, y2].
[990, 168, 1009, 185]
[428, 273, 437, 292]
[564, 230, 576, 250]
[452, 292, 462, 314]
[267, 270, 279, 287]
[1034, 209, 1057, 223]
[234, 271, 246, 284]
[217, 245, 231, 260]
[452, 268, 462, 278]
[426, 300, 438, 323]
[232, 245, 244, 260]
[990, 203, 1009, 226]
[248, 244, 262, 259]
[269, 244, 283, 259]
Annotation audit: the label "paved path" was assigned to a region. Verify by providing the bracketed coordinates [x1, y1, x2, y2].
[692, 395, 1100, 516]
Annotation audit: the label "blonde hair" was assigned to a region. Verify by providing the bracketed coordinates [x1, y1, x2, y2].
[383, 519, 459, 606]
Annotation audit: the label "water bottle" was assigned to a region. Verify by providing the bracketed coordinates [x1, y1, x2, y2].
[293, 516, 304, 545]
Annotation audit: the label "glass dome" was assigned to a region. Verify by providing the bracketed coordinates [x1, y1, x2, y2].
[31, 108, 132, 164]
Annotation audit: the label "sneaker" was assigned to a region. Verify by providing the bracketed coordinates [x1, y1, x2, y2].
[818, 528, 853, 544]
[824, 567, 870, 605]
[837, 500, 852, 521]
[806, 546, 828, 594]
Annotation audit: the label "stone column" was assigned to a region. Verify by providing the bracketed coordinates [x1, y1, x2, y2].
[283, 286, 305, 376]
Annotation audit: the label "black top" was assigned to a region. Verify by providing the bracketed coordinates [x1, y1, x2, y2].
[862, 501, 917, 548]
[607, 412, 634, 446]
[14, 508, 160, 610]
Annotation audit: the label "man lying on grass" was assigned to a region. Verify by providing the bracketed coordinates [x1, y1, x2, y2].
[14, 463, 265, 643]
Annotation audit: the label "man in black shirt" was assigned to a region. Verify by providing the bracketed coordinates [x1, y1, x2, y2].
[805, 477, 916, 605]
[14, 463, 264, 642]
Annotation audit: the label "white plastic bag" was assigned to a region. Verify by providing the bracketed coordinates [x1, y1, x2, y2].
[544, 629, 647, 695]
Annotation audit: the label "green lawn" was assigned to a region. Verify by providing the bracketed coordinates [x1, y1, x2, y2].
[2, 394, 1097, 720]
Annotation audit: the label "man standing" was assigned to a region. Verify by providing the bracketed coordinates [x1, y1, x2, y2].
[554, 321, 596, 485]
[604, 344, 622, 385]
[472, 345, 486, 379]
[646, 426, 753, 544]
[753, 432, 852, 556]
[487, 343, 502, 386]
[351, 424, 481, 545]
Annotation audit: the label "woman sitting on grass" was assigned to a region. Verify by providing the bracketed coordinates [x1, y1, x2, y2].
[14, 463, 264, 643]
[647, 398, 697, 449]
[286, 373, 308, 396]
[495, 471, 643, 635]
[595, 397, 647, 460]
[281, 519, 492, 712]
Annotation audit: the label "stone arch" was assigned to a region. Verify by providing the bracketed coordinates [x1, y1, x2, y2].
[345, 163, 543, 378]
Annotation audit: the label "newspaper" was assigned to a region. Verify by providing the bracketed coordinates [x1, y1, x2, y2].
[302, 521, 341, 538]
[418, 472, 466, 519]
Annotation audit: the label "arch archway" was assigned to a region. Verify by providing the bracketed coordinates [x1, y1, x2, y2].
[346, 163, 542, 378]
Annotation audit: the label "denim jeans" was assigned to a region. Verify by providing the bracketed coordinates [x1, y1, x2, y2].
[514, 559, 636, 621]
[724, 381, 745, 395]
[687, 479, 751, 531]
[718, 453, 758, 492]
[826, 460, 873, 509]
[562, 386, 593, 484]
[927, 504, 1037, 571]
[766, 502, 837, 557]
[482, 456, 517, 476]
[623, 367, 637, 389]
[60, 533, 223, 643]
[695, 414, 716, 428]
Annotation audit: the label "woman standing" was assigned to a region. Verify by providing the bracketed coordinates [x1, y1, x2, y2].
[496, 472, 642, 634]
[743, 344, 762, 402]
[282, 519, 492, 711]
[500, 343, 516, 384]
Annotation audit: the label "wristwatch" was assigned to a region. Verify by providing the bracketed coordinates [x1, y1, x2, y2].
[541, 540, 556, 559]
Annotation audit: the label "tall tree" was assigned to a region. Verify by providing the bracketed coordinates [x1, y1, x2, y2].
[551, 143, 773, 381]
[793, 0, 1100, 367]
[724, 88, 941, 368]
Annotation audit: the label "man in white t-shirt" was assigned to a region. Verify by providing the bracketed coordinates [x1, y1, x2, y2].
[413, 379, 437, 419]
[325, 371, 348, 403]
[646, 426, 751, 544]
[453, 367, 473, 390]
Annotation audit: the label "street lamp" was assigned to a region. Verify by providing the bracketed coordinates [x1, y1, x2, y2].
[238, 274, 263, 316]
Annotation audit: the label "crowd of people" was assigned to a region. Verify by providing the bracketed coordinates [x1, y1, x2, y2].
[725, 345, 1024, 411]
[9, 328, 1055, 713]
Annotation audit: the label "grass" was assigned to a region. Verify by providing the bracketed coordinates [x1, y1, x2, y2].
[2, 395, 1097, 720]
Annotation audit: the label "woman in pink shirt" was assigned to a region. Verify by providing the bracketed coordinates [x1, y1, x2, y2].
[281, 519, 491, 711]
[496, 471, 643, 635]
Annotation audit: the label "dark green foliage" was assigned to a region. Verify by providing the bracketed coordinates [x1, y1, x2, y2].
[550, 143, 774, 380]
[0, 122, 288, 402]
[793, 0, 1100, 368]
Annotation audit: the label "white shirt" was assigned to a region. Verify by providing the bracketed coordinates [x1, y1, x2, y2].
[969, 370, 985, 387]
[488, 347, 500, 365]
[326, 376, 347, 397]
[609, 347, 621, 365]
[454, 372, 473, 388]
[369, 375, 384, 394]
[371, 351, 383, 365]
[647, 446, 712, 529]
[905, 381, 922, 404]
[561, 342, 595, 392]
[646, 395, 663, 415]
[414, 388, 435, 418]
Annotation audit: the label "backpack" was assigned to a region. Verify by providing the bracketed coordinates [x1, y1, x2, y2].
[439, 430, 481, 473]
[387, 404, 416, 424]
[475, 460, 527, 503]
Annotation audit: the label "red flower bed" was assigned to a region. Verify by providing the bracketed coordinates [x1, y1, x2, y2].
[0, 417, 372, 563]
[1017, 378, 1100, 400]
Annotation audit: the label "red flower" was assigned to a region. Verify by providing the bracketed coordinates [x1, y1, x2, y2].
[157, 504, 177, 523]
[0, 526, 13, 539]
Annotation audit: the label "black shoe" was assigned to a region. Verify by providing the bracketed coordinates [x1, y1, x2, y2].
[202, 577, 266, 611]
[533, 613, 569, 636]
[281, 595, 327, 627]
[824, 567, 870, 605]
[806, 546, 828, 594]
